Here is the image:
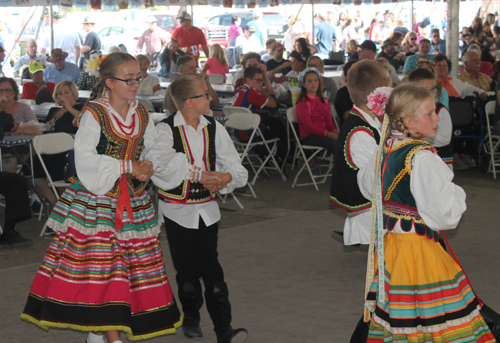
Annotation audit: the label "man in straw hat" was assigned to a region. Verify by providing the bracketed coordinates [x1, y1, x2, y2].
[39, 8, 81, 65]
[44, 49, 80, 84]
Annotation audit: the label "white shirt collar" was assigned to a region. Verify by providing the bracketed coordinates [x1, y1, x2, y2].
[173, 111, 211, 130]
[353, 105, 382, 132]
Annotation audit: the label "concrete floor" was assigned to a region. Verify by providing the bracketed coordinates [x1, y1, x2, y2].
[1, 167, 499, 343]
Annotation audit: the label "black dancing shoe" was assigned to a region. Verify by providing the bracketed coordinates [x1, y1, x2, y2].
[0, 232, 33, 249]
[182, 316, 203, 339]
[219, 328, 248, 343]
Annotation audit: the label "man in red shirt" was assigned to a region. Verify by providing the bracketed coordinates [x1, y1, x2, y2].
[21, 61, 56, 101]
[172, 12, 209, 65]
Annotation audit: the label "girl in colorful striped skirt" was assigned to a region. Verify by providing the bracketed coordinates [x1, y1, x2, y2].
[357, 84, 496, 343]
[21, 52, 182, 343]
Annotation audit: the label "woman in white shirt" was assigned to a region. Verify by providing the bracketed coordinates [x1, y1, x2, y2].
[136, 54, 161, 95]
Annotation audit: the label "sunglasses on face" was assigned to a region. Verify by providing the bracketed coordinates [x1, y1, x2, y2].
[433, 35, 439, 38]
[182, 92, 209, 101]
[410, 38, 417, 41]
[111, 77, 143, 86]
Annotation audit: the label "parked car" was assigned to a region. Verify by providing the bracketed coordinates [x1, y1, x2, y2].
[97, 24, 145, 54]
[208, 11, 287, 40]
[154, 13, 229, 49]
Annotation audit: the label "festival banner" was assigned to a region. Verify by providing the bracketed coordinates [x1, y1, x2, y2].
[258, 0, 268, 7]
[75, 0, 87, 8]
[144, 0, 153, 7]
[247, 0, 256, 8]
[280, 0, 290, 5]
[103, 0, 115, 9]
[270, 0, 278, 6]
[234, 0, 244, 8]
[211, 0, 222, 6]
[117, 0, 128, 8]
[130, 0, 141, 7]
[60, 0, 73, 6]
[90, 0, 101, 9]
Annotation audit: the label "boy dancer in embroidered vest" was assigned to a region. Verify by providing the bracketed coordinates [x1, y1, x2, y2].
[330, 60, 392, 245]
[149, 73, 249, 343]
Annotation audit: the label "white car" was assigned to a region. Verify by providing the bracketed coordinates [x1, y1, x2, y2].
[97, 25, 146, 55]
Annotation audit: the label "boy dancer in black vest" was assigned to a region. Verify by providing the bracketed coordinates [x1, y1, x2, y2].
[149, 73, 249, 343]
[330, 60, 392, 246]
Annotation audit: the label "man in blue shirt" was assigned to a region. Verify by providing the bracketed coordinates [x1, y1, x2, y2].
[247, 12, 267, 48]
[44, 49, 80, 84]
[314, 14, 336, 58]
[430, 28, 446, 54]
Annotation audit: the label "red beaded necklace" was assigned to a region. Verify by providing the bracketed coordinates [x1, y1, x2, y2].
[112, 112, 136, 136]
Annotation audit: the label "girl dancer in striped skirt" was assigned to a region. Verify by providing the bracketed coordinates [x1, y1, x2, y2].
[21, 52, 181, 343]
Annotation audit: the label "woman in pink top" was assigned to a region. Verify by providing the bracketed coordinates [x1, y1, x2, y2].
[201, 44, 229, 82]
[229, 15, 244, 47]
[296, 68, 338, 153]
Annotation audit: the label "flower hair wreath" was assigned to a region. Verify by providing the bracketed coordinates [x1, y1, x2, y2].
[298, 67, 321, 83]
[366, 87, 393, 116]
[416, 58, 435, 66]
[84, 53, 107, 78]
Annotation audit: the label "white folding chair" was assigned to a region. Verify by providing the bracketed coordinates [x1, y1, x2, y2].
[330, 104, 341, 130]
[484, 101, 500, 179]
[33, 133, 74, 236]
[19, 99, 35, 105]
[286, 108, 334, 190]
[208, 74, 224, 84]
[224, 106, 286, 186]
[138, 99, 155, 112]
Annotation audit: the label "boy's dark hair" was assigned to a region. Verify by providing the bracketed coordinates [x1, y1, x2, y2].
[408, 68, 435, 82]
[244, 52, 261, 65]
[289, 51, 305, 64]
[266, 39, 276, 49]
[243, 66, 263, 82]
[433, 53, 451, 71]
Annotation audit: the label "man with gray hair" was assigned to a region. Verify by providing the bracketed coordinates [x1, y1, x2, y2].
[458, 50, 492, 92]
[13, 39, 48, 78]
[163, 55, 219, 113]
[314, 13, 336, 58]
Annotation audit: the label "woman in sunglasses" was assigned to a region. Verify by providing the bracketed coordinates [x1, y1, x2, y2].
[22, 52, 182, 343]
[401, 31, 419, 56]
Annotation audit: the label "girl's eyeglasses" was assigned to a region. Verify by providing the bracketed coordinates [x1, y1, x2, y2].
[111, 77, 143, 86]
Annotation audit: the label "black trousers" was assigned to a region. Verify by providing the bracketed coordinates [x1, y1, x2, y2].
[164, 216, 225, 293]
[0, 172, 32, 237]
[301, 134, 336, 153]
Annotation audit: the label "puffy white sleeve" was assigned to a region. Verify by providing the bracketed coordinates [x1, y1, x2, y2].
[74, 110, 122, 195]
[147, 122, 192, 190]
[410, 150, 466, 230]
[214, 121, 248, 194]
[455, 78, 484, 97]
[423, 105, 452, 148]
[350, 130, 380, 201]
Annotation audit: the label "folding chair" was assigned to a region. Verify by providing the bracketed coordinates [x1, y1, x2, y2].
[138, 99, 155, 112]
[208, 74, 224, 84]
[449, 95, 484, 157]
[286, 108, 334, 191]
[483, 100, 500, 178]
[33, 133, 74, 236]
[224, 106, 286, 186]
[18, 99, 35, 106]
[330, 104, 341, 130]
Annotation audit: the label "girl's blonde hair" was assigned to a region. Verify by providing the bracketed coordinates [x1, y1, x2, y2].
[136, 54, 151, 65]
[209, 44, 229, 67]
[385, 84, 433, 134]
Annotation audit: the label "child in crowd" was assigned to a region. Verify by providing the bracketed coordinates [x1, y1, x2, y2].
[21, 52, 181, 343]
[232, 66, 287, 161]
[148, 73, 249, 343]
[286, 51, 306, 80]
[296, 68, 338, 153]
[415, 58, 449, 108]
[409, 68, 453, 167]
[357, 84, 496, 343]
[261, 38, 277, 62]
[202, 44, 230, 82]
[330, 60, 392, 246]
[334, 59, 359, 127]
[136, 54, 161, 95]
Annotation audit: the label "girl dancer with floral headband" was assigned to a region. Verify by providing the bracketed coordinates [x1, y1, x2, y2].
[357, 84, 496, 343]
[21, 52, 181, 343]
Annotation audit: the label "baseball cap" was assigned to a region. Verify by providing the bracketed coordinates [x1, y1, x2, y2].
[245, 25, 256, 33]
[177, 12, 192, 22]
[359, 40, 377, 52]
[146, 15, 158, 23]
[252, 11, 261, 19]
[82, 16, 95, 24]
[29, 61, 44, 74]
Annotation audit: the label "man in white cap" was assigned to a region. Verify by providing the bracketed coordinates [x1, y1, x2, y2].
[136, 15, 170, 66]
[39, 8, 81, 65]
[246, 11, 267, 47]
[13, 39, 48, 78]
[235, 25, 262, 54]
[171, 12, 209, 65]
[80, 16, 101, 70]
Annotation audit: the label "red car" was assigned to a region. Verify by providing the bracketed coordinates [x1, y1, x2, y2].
[154, 14, 229, 49]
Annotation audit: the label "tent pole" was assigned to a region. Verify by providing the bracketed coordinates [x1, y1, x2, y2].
[448, 0, 459, 78]
[5, 7, 38, 67]
[411, 0, 414, 32]
[49, 0, 54, 51]
[311, 1, 314, 45]
[35, 6, 46, 41]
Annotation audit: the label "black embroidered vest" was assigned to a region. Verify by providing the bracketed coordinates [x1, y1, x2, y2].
[158, 114, 217, 204]
[330, 109, 380, 213]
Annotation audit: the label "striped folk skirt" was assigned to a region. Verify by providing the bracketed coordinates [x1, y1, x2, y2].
[21, 183, 182, 341]
[365, 233, 496, 343]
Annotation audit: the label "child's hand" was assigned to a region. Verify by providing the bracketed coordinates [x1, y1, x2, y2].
[206, 171, 232, 189]
[12, 120, 20, 132]
[201, 171, 222, 192]
[132, 160, 154, 182]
